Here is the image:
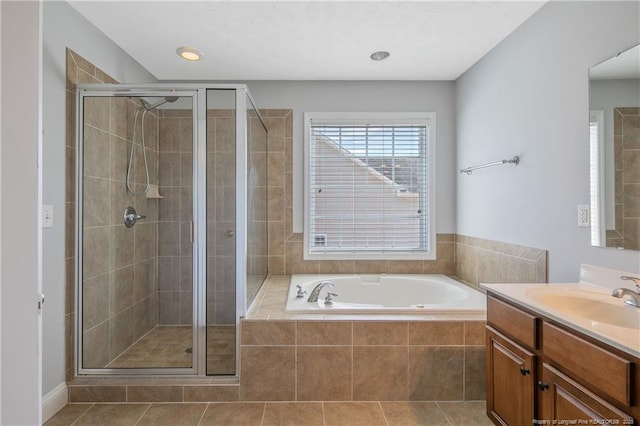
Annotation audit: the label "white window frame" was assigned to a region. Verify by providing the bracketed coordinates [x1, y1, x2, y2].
[303, 112, 436, 260]
[589, 110, 605, 246]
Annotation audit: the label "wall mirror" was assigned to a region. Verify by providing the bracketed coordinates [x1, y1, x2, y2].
[589, 43, 640, 251]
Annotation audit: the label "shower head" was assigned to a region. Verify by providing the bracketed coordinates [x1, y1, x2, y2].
[143, 96, 179, 111]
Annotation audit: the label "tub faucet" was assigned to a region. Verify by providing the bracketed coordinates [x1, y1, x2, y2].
[307, 281, 334, 302]
[610, 276, 640, 308]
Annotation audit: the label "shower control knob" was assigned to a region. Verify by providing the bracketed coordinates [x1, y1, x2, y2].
[123, 206, 145, 228]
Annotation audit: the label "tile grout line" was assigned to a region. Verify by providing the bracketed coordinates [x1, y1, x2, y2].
[132, 403, 152, 425]
[406, 322, 410, 402]
[259, 402, 267, 426]
[378, 401, 390, 426]
[68, 403, 95, 426]
[195, 402, 209, 426]
[350, 322, 354, 401]
[435, 401, 454, 426]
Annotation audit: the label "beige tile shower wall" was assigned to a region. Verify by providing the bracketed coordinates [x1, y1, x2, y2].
[455, 235, 547, 288]
[157, 110, 194, 326]
[262, 109, 455, 276]
[610, 107, 640, 250]
[247, 113, 269, 302]
[67, 49, 158, 372]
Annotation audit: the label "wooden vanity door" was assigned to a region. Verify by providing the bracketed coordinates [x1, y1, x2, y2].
[538, 363, 634, 424]
[486, 326, 536, 426]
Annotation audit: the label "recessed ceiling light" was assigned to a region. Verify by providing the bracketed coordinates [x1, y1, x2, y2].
[177, 47, 203, 62]
[370, 51, 390, 61]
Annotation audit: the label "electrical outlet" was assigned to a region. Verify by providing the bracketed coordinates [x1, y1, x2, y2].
[577, 204, 590, 227]
[43, 205, 53, 228]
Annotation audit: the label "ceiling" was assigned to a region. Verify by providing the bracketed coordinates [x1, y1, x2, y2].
[68, 1, 547, 81]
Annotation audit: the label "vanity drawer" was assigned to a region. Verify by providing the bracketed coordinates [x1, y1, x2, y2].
[543, 322, 632, 406]
[487, 295, 538, 349]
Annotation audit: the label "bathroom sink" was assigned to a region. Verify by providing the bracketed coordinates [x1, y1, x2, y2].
[526, 288, 640, 329]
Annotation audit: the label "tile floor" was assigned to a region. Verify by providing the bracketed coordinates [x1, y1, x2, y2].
[45, 401, 494, 425]
[105, 325, 236, 375]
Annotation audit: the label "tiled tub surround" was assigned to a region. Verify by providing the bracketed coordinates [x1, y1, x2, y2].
[455, 234, 547, 289]
[265, 109, 548, 280]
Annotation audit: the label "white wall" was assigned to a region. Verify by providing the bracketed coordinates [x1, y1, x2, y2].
[589, 78, 640, 229]
[42, 1, 156, 397]
[240, 81, 457, 234]
[456, 1, 640, 281]
[1, 1, 42, 423]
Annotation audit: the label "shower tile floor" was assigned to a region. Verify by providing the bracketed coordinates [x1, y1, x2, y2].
[106, 325, 236, 374]
[45, 401, 493, 425]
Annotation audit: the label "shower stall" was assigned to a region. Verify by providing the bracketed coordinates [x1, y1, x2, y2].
[75, 84, 268, 376]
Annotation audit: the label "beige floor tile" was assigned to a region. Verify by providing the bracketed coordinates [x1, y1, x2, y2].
[73, 403, 150, 425]
[437, 401, 493, 426]
[324, 402, 387, 426]
[43, 404, 93, 425]
[199, 402, 264, 426]
[381, 402, 450, 426]
[135, 403, 207, 425]
[45, 400, 493, 425]
[262, 402, 324, 426]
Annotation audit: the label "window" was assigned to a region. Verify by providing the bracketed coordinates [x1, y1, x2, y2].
[304, 112, 436, 260]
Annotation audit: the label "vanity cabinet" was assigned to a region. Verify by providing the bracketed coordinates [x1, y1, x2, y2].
[539, 363, 632, 423]
[486, 326, 536, 425]
[486, 294, 638, 426]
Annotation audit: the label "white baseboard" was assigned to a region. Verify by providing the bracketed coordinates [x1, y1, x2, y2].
[42, 382, 68, 422]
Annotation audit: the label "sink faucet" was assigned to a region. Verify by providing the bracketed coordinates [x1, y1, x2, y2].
[610, 275, 640, 308]
[307, 281, 334, 302]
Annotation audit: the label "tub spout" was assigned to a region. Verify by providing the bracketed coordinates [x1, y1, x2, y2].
[307, 281, 334, 302]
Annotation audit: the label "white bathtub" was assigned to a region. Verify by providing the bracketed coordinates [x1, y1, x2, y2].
[285, 274, 486, 313]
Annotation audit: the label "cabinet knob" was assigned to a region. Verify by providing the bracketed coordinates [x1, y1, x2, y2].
[537, 381, 549, 391]
[519, 366, 531, 376]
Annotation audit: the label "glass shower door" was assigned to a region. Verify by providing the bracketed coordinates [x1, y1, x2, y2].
[79, 92, 197, 372]
[205, 89, 238, 375]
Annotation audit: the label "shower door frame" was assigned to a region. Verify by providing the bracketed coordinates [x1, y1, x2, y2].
[74, 84, 258, 377]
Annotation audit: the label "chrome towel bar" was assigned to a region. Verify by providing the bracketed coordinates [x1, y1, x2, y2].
[460, 156, 520, 175]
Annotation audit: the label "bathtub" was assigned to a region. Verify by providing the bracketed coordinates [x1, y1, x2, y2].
[285, 274, 486, 313]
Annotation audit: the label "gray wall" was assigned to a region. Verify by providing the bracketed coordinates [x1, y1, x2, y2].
[2, 2, 41, 423]
[238, 81, 457, 234]
[456, 1, 640, 281]
[42, 1, 156, 396]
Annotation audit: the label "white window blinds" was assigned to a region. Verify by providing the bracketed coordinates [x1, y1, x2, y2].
[304, 113, 435, 260]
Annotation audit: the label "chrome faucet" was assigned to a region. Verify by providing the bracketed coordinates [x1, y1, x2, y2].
[307, 280, 334, 302]
[610, 275, 640, 308]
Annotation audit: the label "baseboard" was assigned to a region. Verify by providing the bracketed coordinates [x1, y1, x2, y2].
[42, 382, 67, 422]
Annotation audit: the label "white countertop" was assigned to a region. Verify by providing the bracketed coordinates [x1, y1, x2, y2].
[482, 283, 640, 358]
